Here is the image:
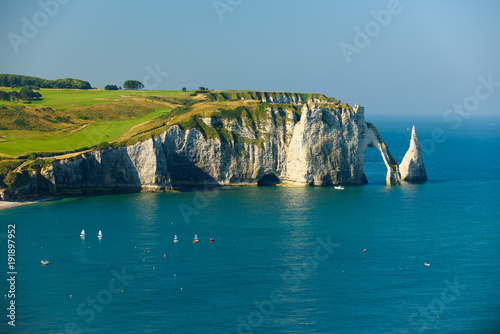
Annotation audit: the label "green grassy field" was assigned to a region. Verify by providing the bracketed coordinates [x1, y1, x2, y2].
[0, 108, 171, 156]
[0, 88, 339, 158]
[0, 88, 189, 111]
[0, 88, 191, 157]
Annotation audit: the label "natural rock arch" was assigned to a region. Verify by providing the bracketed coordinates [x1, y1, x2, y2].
[364, 122, 401, 185]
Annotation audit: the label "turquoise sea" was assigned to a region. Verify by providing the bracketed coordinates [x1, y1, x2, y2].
[1, 115, 499, 333]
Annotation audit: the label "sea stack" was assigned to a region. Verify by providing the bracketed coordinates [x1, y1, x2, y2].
[399, 126, 427, 183]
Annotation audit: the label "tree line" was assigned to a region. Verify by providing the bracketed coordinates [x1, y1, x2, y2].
[0, 86, 42, 102]
[0, 74, 92, 90]
[104, 85, 120, 90]
[1, 74, 210, 93]
[104, 80, 144, 90]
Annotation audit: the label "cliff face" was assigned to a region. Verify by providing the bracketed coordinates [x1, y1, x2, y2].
[7, 98, 409, 198]
[43, 137, 171, 194]
[207, 91, 337, 105]
[399, 126, 427, 183]
[159, 103, 400, 187]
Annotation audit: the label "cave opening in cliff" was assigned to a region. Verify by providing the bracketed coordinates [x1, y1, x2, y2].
[363, 148, 387, 185]
[257, 174, 280, 186]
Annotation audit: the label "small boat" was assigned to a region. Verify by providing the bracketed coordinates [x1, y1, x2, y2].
[210, 238, 215, 242]
[173, 235, 179, 243]
[80, 229, 85, 237]
[424, 262, 430, 266]
[97, 230, 102, 238]
[334, 186, 344, 190]
[41, 260, 50, 265]
[194, 234, 199, 243]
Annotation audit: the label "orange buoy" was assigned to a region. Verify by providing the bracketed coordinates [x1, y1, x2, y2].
[164, 254, 166, 258]
[363, 249, 366, 252]
[210, 238, 215, 242]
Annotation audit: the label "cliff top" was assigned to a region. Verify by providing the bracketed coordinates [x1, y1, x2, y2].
[0, 87, 345, 186]
[0, 88, 341, 156]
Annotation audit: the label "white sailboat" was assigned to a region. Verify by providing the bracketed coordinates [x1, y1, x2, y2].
[97, 230, 102, 238]
[80, 229, 85, 237]
[173, 235, 179, 243]
[194, 234, 199, 243]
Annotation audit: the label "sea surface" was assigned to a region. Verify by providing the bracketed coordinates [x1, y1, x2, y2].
[1, 114, 499, 333]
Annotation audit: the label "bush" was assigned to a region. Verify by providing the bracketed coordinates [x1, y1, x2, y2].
[104, 84, 119, 90]
[9, 91, 20, 102]
[123, 80, 144, 90]
[4, 171, 31, 190]
[13, 119, 28, 128]
[195, 86, 210, 94]
[19, 86, 42, 101]
[97, 141, 111, 150]
[55, 116, 71, 123]
[0, 159, 24, 187]
[0, 91, 10, 101]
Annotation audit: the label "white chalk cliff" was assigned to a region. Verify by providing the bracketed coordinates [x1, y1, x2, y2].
[158, 103, 401, 187]
[7, 96, 422, 198]
[399, 126, 427, 183]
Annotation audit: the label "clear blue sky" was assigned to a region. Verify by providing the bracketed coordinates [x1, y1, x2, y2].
[1, 0, 499, 115]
